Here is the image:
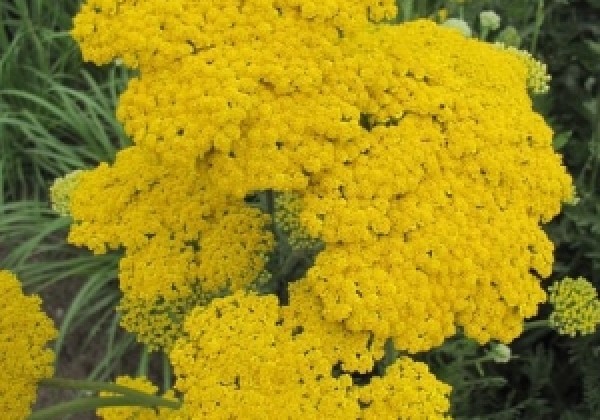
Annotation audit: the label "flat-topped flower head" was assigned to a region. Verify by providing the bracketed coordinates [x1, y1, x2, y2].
[0, 270, 56, 418]
[169, 291, 451, 418]
[69, 2, 573, 356]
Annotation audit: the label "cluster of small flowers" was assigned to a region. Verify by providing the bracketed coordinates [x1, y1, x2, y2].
[294, 23, 571, 349]
[549, 277, 600, 337]
[66, 0, 573, 416]
[65, 149, 274, 349]
[101, 287, 452, 419]
[0, 271, 56, 418]
[167, 290, 451, 419]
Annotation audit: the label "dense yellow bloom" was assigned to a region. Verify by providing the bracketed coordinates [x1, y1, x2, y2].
[0, 270, 56, 419]
[70, 0, 571, 370]
[97, 376, 177, 419]
[169, 291, 451, 419]
[356, 358, 451, 419]
[68, 147, 273, 349]
[549, 277, 600, 337]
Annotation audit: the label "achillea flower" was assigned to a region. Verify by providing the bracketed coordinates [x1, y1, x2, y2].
[169, 291, 451, 419]
[355, 358, 452, 419]
[549, 277, 600, 337]
[70, 0, 572, 362]
[0, 270, 56, 419]
[68, 146, 274, 349]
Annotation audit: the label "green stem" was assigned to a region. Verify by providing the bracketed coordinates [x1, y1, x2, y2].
[29, 396, 145, 420]
[35, 378, 181, 408]
[163, 352, 173, 392]
[401, 0, 414, 22]
[415, 0, 427, 18]
[524, 319, 551, 331]
[589, 94, 600, 194]
[137, 345, 150, 377]
[530, 0, 544, 55]
[466, 354, 495, 365]
[480, 28, 490, 41]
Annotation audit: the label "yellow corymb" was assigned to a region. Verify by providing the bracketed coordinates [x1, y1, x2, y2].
[0, 271, 56, 419]
[169, 291, 451, 419]
[69, 0, 572, 407]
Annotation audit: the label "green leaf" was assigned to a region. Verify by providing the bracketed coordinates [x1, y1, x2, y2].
[584, 40, 600, 56]
[553, 131, 572, 150]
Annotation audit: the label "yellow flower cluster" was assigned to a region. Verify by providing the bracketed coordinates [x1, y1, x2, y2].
[548, 277, 600, 337]
[169, 291, 451, 419]
[69, 1, 572, 414]
[0, 270, 56, 419]
[97, 376, 177, 419]
[50, 169, 85, 216]
[68, 147, 273, 349]
[356, 358, 451, 419]
[295, 24, 571, 349]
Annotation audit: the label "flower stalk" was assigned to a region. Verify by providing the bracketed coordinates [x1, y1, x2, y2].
[29, 378, 181, 419]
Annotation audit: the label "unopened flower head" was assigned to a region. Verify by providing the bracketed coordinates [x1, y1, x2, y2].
[436, 8, 448, 23]
[480, 10, 501, 31]
[496, 26, 521, 48]
[50, 169, 86, 216]
[488, 342, 511, 363]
